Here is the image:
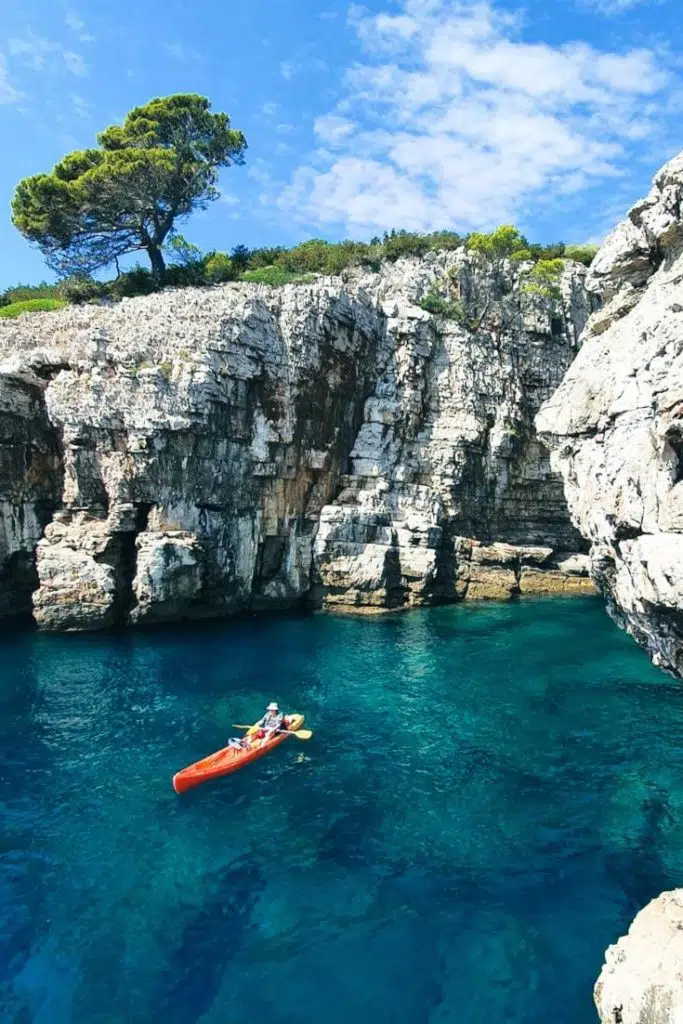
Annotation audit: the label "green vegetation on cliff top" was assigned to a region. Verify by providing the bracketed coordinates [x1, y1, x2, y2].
[0, 230, 599, 314]
[5, 93, 599, 315]
[0, 298, 67, 319]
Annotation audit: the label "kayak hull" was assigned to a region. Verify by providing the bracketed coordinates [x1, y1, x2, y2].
[172, 714, 304, 794]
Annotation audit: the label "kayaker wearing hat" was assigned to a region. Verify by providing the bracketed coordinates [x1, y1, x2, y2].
[254, 701, 286, 741]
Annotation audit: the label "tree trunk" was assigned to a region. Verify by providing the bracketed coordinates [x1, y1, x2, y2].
[147, 245, 166, 287]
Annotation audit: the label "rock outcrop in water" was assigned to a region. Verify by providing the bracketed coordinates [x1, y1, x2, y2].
[0, 250, 593, 630]
[537, 153, 683, 678]
[594, 890, 683, 1023]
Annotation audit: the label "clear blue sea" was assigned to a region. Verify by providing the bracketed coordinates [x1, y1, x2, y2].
[1, 596, 681, 1024]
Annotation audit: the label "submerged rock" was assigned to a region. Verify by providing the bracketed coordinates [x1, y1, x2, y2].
[0, 251, 592, 630]
[595, 890, 683, 1023]
[537, 152, 683, 677]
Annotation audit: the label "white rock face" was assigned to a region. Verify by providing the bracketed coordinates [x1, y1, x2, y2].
[595, 890, 683, 1024]
[0, 251, 593, 630]
[537, 152, 683, 676]
[131, 531, 204, 624]
[313, 251, 594, 608]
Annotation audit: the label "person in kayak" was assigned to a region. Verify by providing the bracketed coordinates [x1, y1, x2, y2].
[253, 702, 287, 741]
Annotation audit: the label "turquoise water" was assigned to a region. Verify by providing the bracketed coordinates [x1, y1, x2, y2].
[1, 597, 682, 1023]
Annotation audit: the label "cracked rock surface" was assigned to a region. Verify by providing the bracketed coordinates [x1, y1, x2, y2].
[0, 250, 592, 630]
[594, 890, 683, 1024]
[538, 152, 683, 677]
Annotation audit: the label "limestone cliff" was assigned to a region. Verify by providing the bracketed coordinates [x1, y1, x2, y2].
[594, 890, 683, 1023]
[537, 153, 683, 677]
[0, 250, 592, 630]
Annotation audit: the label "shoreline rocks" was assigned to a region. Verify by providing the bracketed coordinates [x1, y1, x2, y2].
[595, 890, 683, 1023]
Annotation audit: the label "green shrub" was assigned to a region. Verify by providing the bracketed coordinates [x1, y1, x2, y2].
[245, 246, 288, 270]
[521, 258, 564, 302]
[425, 230, 462, 251]
[420, 291, 465, 322]
[0, 282, 61, 306]
[165, 261, 207, 288]
[204, 252, 235, 283]
[241, 266, 318, 286]
[509, 248, 533, 262]
[239, 230, 463, 278]
[276, 238, 368, 275]
[0, 298, 67, 318]
[532, 242, 566, 260]
[56, 275, 107, 304]
[276, 238, 334, 273]
[230, 244, 251, 270]
[565, 243, 599, 267]
[466, 225, 529, 260]
[381, 230, 432, 262]
[108, 266, 156, 299]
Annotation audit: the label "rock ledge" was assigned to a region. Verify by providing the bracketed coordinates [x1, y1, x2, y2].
[595, 890, 683, 1024]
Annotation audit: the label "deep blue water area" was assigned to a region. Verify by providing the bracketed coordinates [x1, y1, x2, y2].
[1, 597, 682, 1023]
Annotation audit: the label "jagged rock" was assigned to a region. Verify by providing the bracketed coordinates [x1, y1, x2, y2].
[594, 890, 683, 1023]
[451, 538, 592, 601]
[0, 250, 593, 630]
[537, 150, 683, 676]
[0, 371, 62, 617]
[131, 531, 204, 624]
[312, 253, 593, 611]
[34, 512, 124, 631]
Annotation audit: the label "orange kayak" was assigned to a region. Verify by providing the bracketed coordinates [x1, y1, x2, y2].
[172, 714, 304, 794]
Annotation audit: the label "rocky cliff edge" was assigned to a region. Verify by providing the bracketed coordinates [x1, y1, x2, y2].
[0, 249, 593, 630]
[537, 153, 683, 678]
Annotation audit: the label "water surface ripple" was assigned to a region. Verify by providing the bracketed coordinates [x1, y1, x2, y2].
[1, 597, 680, 1023]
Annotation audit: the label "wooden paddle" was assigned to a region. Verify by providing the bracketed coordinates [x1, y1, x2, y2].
[232, 724, 313, 741]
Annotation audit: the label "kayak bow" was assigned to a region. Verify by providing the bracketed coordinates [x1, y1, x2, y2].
[172, 714, 304, 794]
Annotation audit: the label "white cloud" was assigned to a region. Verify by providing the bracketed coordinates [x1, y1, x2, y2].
[65, 10, 95, 42]
[280, 61, 300, 80]
[63, 51, 88, 76]
[66, 11, 85, 32]
[71, 92, 91, 118]
[8, 35, 54, 72]
[8, 35, 89, 76]
[0, 55, 22, 104]
[164, 41, 201, 63]
[261, 101, 277, 116]
[279, 0, 676, 234]
[583, 0, 651, 13]
[314, 114, 355, 145]
[248, 159, 274, 186]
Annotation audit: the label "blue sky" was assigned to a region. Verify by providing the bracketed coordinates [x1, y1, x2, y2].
[2, 0, 682, 287]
